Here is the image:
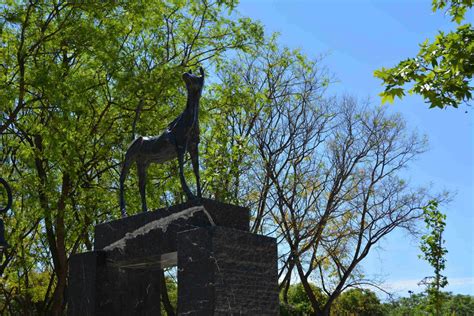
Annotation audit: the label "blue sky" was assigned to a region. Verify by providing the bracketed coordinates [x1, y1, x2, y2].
[236, 0, 473, 297]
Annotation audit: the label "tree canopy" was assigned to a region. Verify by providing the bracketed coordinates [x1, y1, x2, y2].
[0, 1, 262, 314]
[280, 284, 474, 316]
[384, 292, 474, 316]
[0, 1, 451, 315]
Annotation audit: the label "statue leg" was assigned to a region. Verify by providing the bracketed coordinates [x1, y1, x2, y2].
[177, 146, 194, 200]
[189, 144, 202, 198]
[137, 162, 148, 212]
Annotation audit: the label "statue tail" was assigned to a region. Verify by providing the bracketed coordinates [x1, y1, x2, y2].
[119, 161, 132, 218]
[0, 178, 12, 213]
[119, 138, 143, 217]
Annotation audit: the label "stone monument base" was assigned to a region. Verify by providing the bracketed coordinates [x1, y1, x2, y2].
[67, 199, 279, 315]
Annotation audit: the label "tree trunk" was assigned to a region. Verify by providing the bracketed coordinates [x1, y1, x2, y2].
[316, 305, 331, 316]
[51, 173, 71, 315]
[294, 255, 322, 315]
[160, 270, 176, 316]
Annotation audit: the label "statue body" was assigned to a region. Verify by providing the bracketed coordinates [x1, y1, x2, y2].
[119, 68, 204, 217]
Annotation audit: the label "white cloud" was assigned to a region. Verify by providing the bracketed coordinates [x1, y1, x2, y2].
[382, 277, 474, 295]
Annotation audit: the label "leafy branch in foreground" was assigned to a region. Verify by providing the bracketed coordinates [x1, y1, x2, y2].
[374, 0, 473, 108]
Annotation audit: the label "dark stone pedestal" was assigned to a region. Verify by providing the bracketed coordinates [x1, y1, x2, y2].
[178, 227, 279, 315]
[68, 252, 103, 315]
[68, 251, 162, 316]
[67, 199, 279, 315]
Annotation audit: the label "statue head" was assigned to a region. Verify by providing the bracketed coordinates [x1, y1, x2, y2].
[182, 67, 205, 93]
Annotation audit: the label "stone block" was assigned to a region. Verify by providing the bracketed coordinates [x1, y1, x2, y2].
[177, 226, 279, 315]
[68, 200, 278, 315]
[68, 251, 104, 316]
[68, 251, 162, 316]
[94, 199, 249, 268]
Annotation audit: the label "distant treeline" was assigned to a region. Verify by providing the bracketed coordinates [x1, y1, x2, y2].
[279, 284, 474, 316]
[157, 279, 474, 315]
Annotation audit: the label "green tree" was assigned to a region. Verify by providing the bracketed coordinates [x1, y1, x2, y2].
[280, 285, 387, 316]
[210, 39, 444, 315]
[419, 200, 448, 315]
[331, 288, 385, 316]
[280, 283, 327, 315]
[384, 292, 474, 316]
[444, 293, 474, 315]
[384, 292, 429, 316]
[374, 0, 473, 108]
[0, 1, 262, 314]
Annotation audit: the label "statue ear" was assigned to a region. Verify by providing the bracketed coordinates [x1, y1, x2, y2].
[199, 67, 204, 77]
